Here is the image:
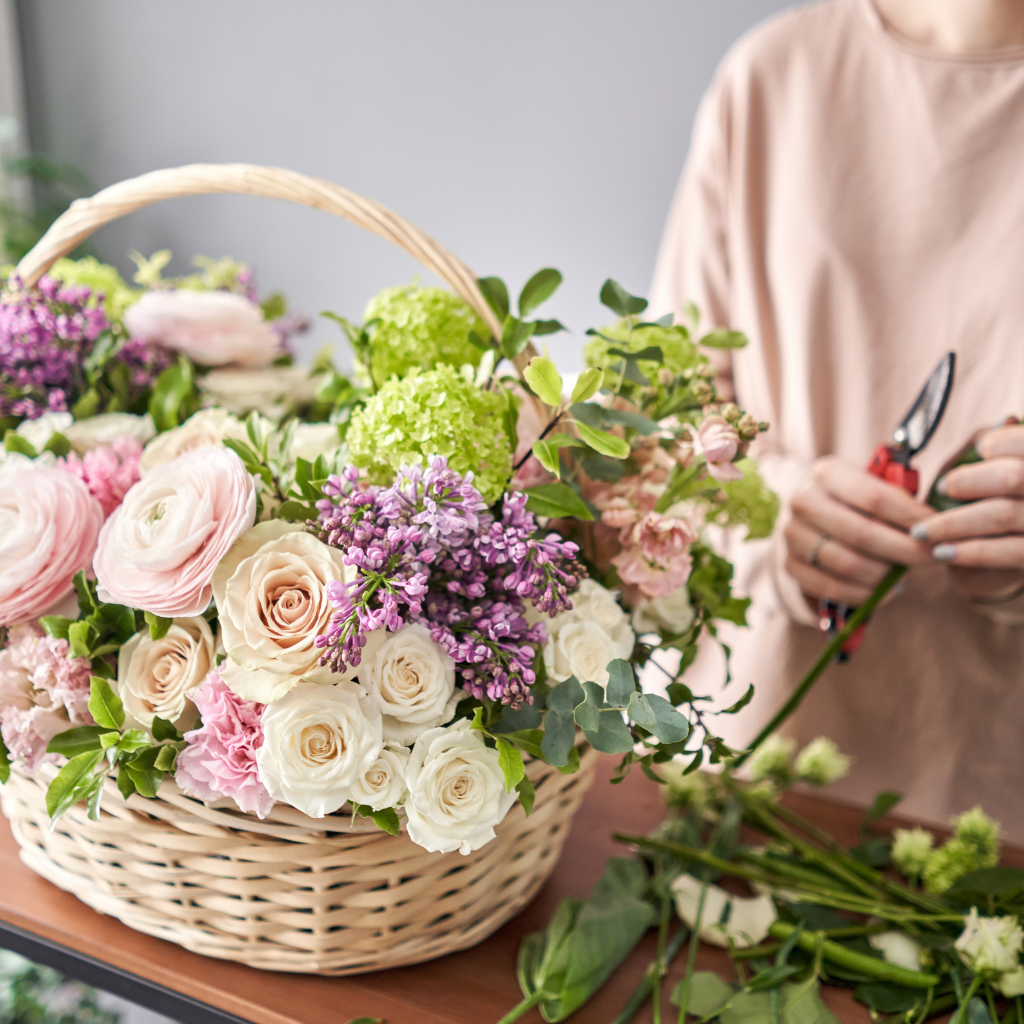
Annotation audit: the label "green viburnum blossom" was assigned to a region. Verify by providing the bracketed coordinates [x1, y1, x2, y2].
[364, 284, 487, 387]
[953, 805, 1002, 860]
[793, 737, 851, 787]
[710, 458, 780, 540]
[747, 735, 796, 786]
[584, 321, 705, 385]
[923, 806, 1002, 893]
[49, 257, 141, 321]
[891, 827, 934, 879]
[346, 365, 512, 504]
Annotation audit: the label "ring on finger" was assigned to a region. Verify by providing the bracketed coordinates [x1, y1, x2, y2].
[809, 532, 831, 568]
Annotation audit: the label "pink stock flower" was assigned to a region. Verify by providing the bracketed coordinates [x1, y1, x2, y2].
[0, 467, 104, 625]
[174, 670, 273, 818]
[695, 416, 743, 482]
[612, 511, 697, 599]
[0, 625, 94, 772]
[59, 437, 142, 517]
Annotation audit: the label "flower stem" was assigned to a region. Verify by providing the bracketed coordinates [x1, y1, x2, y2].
[950, 974, 982, 1024]
[611, 923, 690, 1024]
[494, 990, 543, 1024]
[652, 897, 671, 1024]
[676, 873, 710, 1024]
[732, 564, 908, 768]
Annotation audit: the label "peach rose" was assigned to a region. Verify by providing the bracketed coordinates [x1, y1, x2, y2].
[124, 289, 280, 368]
[93, 446, 256, 617]
[0, 468, 104, 624]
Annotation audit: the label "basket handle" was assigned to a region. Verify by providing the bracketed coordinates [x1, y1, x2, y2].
[15, 163, 523, 363]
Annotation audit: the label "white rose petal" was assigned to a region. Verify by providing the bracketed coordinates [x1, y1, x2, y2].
[199, 365, 319, 420]
[290, 422, 342, 463]
[139, 408, 248, 474]
[404, 719, 517, 855]
[956, 908, 1024, 977]
[256, 681, 383, 818]
[632, 586, 695, 636]
[64, 413, 155, 453]
[348, 744, 410, 811]
[358, 624, 459, 744]
[671, 873, 777, 949]
[868, 932, 924, 973]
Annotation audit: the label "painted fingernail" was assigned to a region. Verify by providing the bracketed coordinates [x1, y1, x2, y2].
[892, 582, 906, 597]
[936, 476, 949, 496]
[933, 544, 957, 562]
[910, 522, 929, 541]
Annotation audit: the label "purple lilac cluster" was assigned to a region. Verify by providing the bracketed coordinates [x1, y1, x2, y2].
[114, 335, 174, 397]
[313, 456, 584, 707]
[0, 276, 108, 419]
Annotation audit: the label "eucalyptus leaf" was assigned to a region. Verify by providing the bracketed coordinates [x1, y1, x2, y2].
[605, 660, 637, 707]
[519, 268, 562, 318]
[599, 279, 648, 318]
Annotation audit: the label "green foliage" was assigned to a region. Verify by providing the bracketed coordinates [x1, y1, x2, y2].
[522, 356, 563, 407]
[671, 972, 840, 1023]
[0, 950, 121, 1024]
[362, 284, 488, 387]
[346, 365, 512, 503]
[709, 458, 780, 540]
[353, 803, 401, 837]
[477, 270, 566, 360]
[584, 320, 705, 386]
[524, 482, 593, 520]
[148, 356, 200, 432]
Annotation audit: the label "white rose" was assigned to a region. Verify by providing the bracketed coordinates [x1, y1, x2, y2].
[256, 680, 383, 818]
[139, 408, 248, 473]
[199, 365, 319, 420]
[632, 586, 695, 636]
[542, 579, 634, 689]
[290, 422, 342, 463]
[357, 624, 459, 744]
[672, 874, 777, 948]
[116, 617, 215, 729]
[124, 289, 280, 368]
[404, 719, 517, 855]
[15, 412, 73, 451]
[956, 908, 1024, 978]
[348, 744, 410, 811]
[63, 413, 156, 453]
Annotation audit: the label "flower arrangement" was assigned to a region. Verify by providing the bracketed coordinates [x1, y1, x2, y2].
[0, 255, 777, 859]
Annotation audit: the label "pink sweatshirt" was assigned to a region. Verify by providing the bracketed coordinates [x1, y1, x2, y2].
[651, 0, 1024, 835]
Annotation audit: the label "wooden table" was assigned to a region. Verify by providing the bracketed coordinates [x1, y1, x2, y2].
[0, 759, 940, 1024]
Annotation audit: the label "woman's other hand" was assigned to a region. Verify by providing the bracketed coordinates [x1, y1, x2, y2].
[785, 456, 933, 607]
[912, 421, 1024, 602]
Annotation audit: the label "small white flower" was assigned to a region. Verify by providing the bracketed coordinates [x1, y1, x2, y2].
[955, 908, 1024, 978]
[357, 624, 459, 744]
[15, 411, 73, 451]
[404, 719, 517, 855]
[348, 744, 410, 811]
[869, 932, 924, 973]
[794, 737, 851, 786]
[256, 681, 384, 818]
[671, 873, 777, 948]
[63, 413, 155, 453]
[632, 586, 695, 636]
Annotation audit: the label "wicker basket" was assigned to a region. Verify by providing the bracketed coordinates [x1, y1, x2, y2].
[0, 164, 595, 974]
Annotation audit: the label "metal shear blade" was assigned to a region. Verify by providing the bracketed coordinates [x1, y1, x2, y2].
[893, 352, 956, 459]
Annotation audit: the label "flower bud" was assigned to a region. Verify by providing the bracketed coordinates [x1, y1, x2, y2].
[657, 367, 675, 386]
[721, 402, 741, 422]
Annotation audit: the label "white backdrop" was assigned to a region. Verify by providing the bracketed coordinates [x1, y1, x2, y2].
[15, 0, 793, 369]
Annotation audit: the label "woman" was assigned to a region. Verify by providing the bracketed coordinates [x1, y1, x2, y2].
[651, 0, 1024, 835]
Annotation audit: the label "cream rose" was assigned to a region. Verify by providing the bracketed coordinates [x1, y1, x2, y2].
[212, 521, 370, 704]
[124, 289, 280, 368]
[139, 408, 247, 473]
[117, 617, 215, 728]
[199, 365, 320, 420]
[404, 719, 517, 855]
[357, 624, 459, 744]
[542, 579, 634, 690]
[64, 413, 155, 454]
[632, 586, 695, 636]
[348, 744, 410, 811]
[289, 422, 342, 463]
[255, 680, 383, 818]
[93, 445, 256, 617]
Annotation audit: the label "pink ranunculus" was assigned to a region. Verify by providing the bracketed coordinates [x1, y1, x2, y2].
[59, 437, 142, 517]
[0, 625, 94, 772]
[695, 416, 743, 482]
[0, 468, 104, 625]
[123, 289, 281, 368]
[93, 445, 256, 617]
[175, 670, 273, 818]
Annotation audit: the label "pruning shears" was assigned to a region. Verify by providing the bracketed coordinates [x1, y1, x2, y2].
[819, 352, 956, 660]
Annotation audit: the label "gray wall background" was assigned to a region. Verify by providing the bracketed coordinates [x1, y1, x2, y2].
[15, 0, 793, 371]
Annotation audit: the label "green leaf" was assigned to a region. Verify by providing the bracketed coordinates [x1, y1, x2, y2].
[863, 790, 903, 832]
[571, 403, 661, 436]
[699, 328, 748, 349]
[116, 766, 136, 800]
[45, 749, 105, 820]
[532, 436, 587, 478]
[541, 714, 576, 769]
[151, 717, 183, 743]
[574, 421, 630, 459]
[125, 765, 163, 798]
[518, 268, 562, 318]
[354, 803, 401, 837]
[152, 745, 177, 772]
[516, 776, 536, 816]
[530, 318, 566, 336]
[43, 432, 71, 457]
[575, 683, 634, 754]
[88, 676, 125, 731]
[45, 726, 108, 758]
[604, 660, 636, 706]
[67, 620, 95, 659]
[722, 683, 755, 715]
[525, 482, 593, 521]
[277, 499, 316, 522]
[144, 611, 172, 641]
[86, 776, 105, 821]
[570, 368, 603, 404]
[260, 291, 287, 321]
[599, 279, 648, 318]
[626, 692, 691, 744]
[118, 730, 153, 754]
[500, 728, 545, 759]
[478, 276, 510, 322]
[853, 984, 924, 1014]
[99, 731, 121, 750]
[946, 866, 1024, 899]
[39, 615, 74, 640]
[522, 356, 563, 408]
[745, 964, 801, 992]
[148, 356, 198, 432]
[501, 316, 536, 360]
[0, 735, 10, 784]
[3, 430, 37, 457]
[495, 736, 526, 792]
[672, 971, 733, 1017]
[72, 570, 98, 616]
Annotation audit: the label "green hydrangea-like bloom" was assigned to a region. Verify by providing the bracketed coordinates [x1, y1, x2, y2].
[364, 284, 487, 387]
[923, 837, 989, 894]
[793, 737, 851, 787]
[584, 321, 705, 385]
[892, 827, 934, 879]
[347, 365, 512, 504]
[953, 806, 1002, 862]
[710, 458, 781, 540]
[49, 257, 141, 322]
[747, 735, 796, 786]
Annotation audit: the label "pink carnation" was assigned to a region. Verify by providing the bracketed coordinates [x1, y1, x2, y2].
[0, 625, 94, 772]
[612, 511, 697, 599]
[59, 437, 142, 517]
[175, 670, 273, 818]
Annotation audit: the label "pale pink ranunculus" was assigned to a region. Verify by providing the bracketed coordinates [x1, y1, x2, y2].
[93, 446, 256, 617]
[612, 511, 697, 599]
[124, 289, 281, 368]
[695, 416, 743, 482]
[0, 468, 104, 625]
[58, 437, 142, 517]
[175, 670, 273, 818]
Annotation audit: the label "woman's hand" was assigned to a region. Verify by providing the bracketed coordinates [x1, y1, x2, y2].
[784, 456, 933, 606]
[912, 422, 1024, 602]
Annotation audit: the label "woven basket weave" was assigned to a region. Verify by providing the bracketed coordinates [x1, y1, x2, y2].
[0, 164, 590, 974]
